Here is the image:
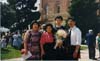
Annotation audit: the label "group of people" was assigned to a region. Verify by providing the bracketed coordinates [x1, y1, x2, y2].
[86, 30, 100, 60]
[1, 31, 23, 50]
[1, 15, 100, 60]
[23, 16, 82, 60]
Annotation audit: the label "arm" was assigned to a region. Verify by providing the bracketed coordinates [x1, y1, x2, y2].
[73, 30, 82, 58]
[75, 30, 82, 52]
[96, 36, 98, 48]
[40, 33, 45, 56]
[23, 31, 29, 54]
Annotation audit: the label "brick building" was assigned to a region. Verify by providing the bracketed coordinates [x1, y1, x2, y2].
[39, 0, 71, 22]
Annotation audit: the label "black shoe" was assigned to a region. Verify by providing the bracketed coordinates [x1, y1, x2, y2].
[92, 58, 97, 60]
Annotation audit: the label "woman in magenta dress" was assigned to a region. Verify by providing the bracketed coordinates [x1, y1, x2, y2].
[40, 24, 56, 60]
[23, 21, 41, 60]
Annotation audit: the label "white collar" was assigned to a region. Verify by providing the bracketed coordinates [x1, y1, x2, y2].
[56, 25, 62, 28]
[70, 26, 76, 30]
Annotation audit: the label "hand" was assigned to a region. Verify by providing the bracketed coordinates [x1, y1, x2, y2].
[24, 49, 28, 55]
[73, 51, 78, 58]
[21, 49, 28, 55]
[41, 50, 45, 57]
[59, 40, 63, 45]
[96, 44, 98, 49]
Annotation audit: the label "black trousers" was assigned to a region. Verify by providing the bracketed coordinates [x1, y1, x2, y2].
[66, 46, 80, 60]
[88, 45, 95, 59]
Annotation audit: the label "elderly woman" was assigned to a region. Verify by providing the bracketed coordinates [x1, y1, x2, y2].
[23, 21, 41, 60]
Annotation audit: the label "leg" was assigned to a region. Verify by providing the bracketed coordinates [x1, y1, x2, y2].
[88, 46, 92, 59]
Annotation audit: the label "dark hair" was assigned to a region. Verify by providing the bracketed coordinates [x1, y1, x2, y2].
[44, 23, 55, 33]
[67, 17, 76, 22]
[55, 16, 63, 21]
[15, 32, 18, 34]
[30, 21, 40, 29]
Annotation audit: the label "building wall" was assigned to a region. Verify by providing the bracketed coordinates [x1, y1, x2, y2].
[40, 0, 71, 22]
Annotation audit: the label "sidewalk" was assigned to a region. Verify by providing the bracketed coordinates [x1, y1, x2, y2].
[79, 49, 99, 61]
[2, 48, 99, 61]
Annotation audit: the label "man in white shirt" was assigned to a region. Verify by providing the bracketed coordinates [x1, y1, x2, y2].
[65, 17, 82, 60]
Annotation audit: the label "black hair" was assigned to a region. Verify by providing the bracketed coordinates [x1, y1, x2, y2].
[30, 21, 40, 29]
[44, 23, 55, 33]
[15, 32, 18, 34]
[55, 16, 63, 21]
[67, 17, 76, 22]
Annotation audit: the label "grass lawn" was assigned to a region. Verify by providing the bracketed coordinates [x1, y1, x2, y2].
[1, 45, 21, 60]
[80, 45, 88, 50]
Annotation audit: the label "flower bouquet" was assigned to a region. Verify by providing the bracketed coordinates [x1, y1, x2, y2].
[54, 29, 67, 49]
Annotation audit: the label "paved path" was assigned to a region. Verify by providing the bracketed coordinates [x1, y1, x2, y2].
[79, 49, 99, 61]
[2, 48, 99, 61]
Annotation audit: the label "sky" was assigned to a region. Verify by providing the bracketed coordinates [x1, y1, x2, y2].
[0, 0, 40, 11]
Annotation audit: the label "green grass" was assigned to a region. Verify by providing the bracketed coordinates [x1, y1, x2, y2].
[1, 45, 21, 60]
[80, 45, 88, 50]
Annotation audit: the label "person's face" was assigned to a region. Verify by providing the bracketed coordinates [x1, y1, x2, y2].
[46, 26, 52, 33]
[98, 33, 100, 37]
[55, 19, 62, 26]
[32, 23, 39, 31]
[68, 20, 76, 28]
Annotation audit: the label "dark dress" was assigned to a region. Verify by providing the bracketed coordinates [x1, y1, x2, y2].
[54, 26, 67, 60]
[25, 30, 41, 60]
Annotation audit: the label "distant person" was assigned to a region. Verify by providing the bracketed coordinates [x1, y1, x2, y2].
[40, 24, 46, 33]
[5, 32, 10, 47]
[1, 36, 7, 48]
[13, 32, 19, 49]
[86, 30, 96, 60]
[96, 33, 100, 58]
[17, 32, 23, 50]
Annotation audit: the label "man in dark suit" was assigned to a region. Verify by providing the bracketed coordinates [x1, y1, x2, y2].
[86, 30, 96, 60]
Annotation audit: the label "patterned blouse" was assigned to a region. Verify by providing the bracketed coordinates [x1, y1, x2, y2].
[24, 30, 41, 59]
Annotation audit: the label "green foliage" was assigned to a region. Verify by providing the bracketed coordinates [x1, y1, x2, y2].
[69, 0, 98, 36]
[14, 0, 41, 31]
[1, 0, 41, 32]
[1, 2, 16, 28]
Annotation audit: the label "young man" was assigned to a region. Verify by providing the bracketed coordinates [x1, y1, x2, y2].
[65, 17, 82, 60]
[54, 16, 66, 60]
[54, 16, 65, 31]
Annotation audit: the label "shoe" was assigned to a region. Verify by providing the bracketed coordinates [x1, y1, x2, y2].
[92, 58, 97, 60]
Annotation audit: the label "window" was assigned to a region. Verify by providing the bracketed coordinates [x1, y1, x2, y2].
[57, 6, 60, 13]
[55, 0, 60, 13]
[44, 4, 48, 15]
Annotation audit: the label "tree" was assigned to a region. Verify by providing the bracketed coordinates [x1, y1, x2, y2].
[1, 0, 41, 32]
[69, 0, 98, 36]
[1, 1, 16, 28]
[15, 0, 40, 31]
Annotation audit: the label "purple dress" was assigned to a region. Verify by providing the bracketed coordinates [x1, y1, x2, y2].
[24, 30, 41, 60]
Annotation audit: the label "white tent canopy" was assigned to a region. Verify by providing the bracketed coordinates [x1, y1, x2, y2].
[0, 27, 10, 32]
